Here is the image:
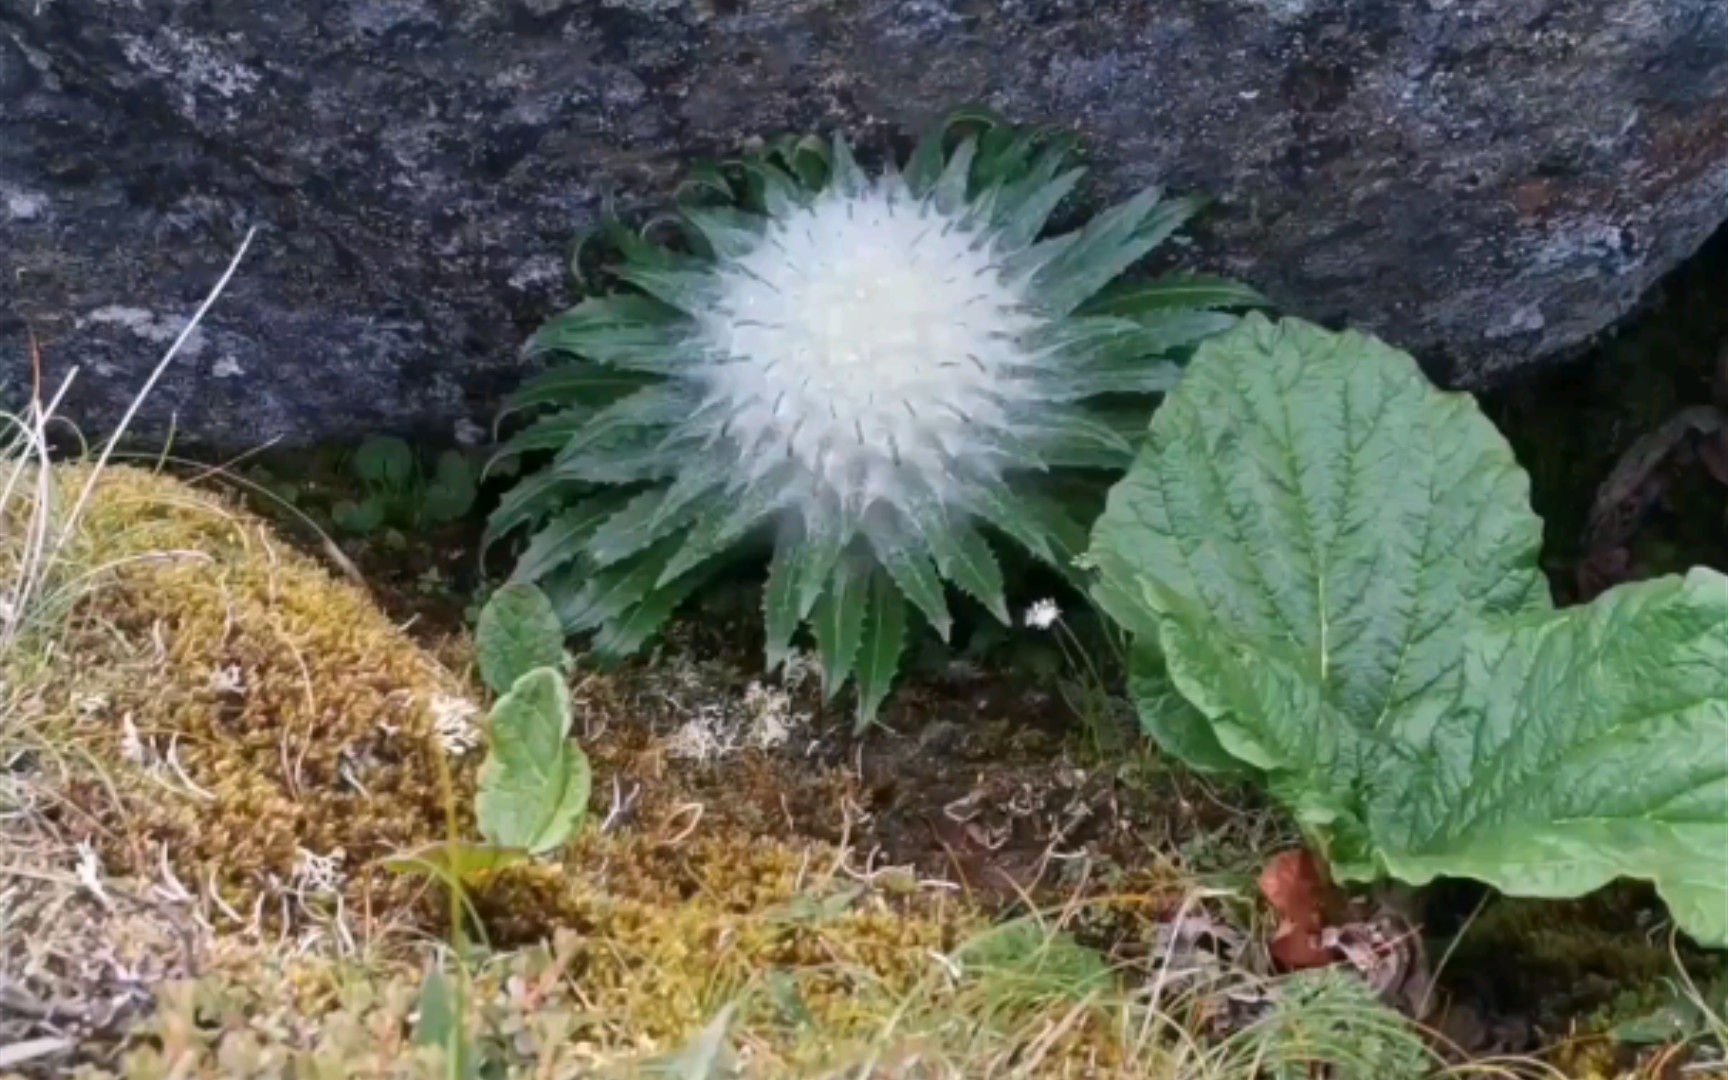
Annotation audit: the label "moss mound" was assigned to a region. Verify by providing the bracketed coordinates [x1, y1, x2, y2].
[11, 464, 475, 928]
[6, 465, 1140, 1076]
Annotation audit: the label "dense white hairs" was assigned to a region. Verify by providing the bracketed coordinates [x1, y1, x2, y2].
[689, 177, 1048, 539]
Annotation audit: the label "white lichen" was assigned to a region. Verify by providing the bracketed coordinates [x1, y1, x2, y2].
[289, 847, 346, 898]
[741, 680, 810, 751]
[691, 178, 1049, 540]
[664, 704, 735, 764]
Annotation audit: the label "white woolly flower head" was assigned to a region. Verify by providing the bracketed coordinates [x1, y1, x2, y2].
[493, 110, 1257, 729]
[694, 177, 1043, 527]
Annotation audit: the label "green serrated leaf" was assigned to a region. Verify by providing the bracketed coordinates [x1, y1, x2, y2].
[554, 382, 701, 463]
[1079, 317, 1728, 942]
[482, 467, 590, 549]
[584, 485, 715, 569]
[763, 536, 806, 672]
[1011, 490, 1094, 588]
[475, 667, 590, 855]
[510, 495, 631, 584]
[673, 161, 737, 206]
[1051, 362, 1186, 402]
[1030, 192, 1206, 317]
[611, 265, 720, 319]
[554, 534, 682, 633]
[811, 560, 868, 701]
[1362, 571, 1728, 946]
[918, 514, 1009, 625]
[591, 557, 729, 662]
[904, 105, 1000, 198]
[994, 167, 1085, 253]
[1088, 313, 1548, 798]
[549, 422, 682, 485]
[869, 535, 952, 641]
[522, 295, 689, 370]
[491, 406, 596, 464]
[1125, 637, 1253, 777]
[600, 212, 704, 273]
[971, 126, 1035, 192]
[931, 137, 977, 216]
[1015, 406, 1139, 470]
[852, 570, 908, 732]
[787, 133, 830, 190]
[655, 480, 782, 587]
[741, 159, 806, 218]
[829, 133, 867, 196]
[681, 205, 766, 260]
[793, 515, 852, 621]
[499, 364, 660, 420]
[1081, 273, 1272, 317]
[969, 484, 1077, 569]
[476, 583, 565, 695]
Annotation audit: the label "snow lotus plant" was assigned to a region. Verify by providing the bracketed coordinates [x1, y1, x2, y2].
[1086, 313, 1728, 947]
[487, 110, 1264, 728]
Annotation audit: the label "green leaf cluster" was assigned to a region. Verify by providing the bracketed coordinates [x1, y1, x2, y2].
[1088, 313, 1728, 946]
[474, 582, 565, 695]
[475, 666, 591, 855]
[333, 435, 478, 535]
[385, 588, 589, 891]
[488, 108, 1266, 730]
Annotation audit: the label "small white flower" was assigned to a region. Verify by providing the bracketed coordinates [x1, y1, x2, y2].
[429, 693, 481, 757]
[1025, 598, 1061, 631]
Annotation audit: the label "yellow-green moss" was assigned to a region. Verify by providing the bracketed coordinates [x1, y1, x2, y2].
[7, 464, 475, 927]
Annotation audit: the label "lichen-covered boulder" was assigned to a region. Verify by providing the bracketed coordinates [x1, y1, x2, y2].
[2, 1, 1727, 448]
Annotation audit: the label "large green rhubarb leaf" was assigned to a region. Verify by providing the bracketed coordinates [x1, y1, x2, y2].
[1089, 312, 1548, 812]
[1365, 571, 1728, 944]
[1086, 313, 1728, 946]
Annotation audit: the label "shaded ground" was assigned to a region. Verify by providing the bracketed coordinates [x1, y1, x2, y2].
[214, 477, 1723, 1074]
[110, 224, 1728, 1076]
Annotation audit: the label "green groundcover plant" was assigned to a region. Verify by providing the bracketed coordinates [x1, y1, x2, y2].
[487, 108, 1264, 728]
[1086, 313, 1728, 947]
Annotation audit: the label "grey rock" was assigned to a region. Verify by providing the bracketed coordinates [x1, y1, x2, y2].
[3, 0, 1728, 450]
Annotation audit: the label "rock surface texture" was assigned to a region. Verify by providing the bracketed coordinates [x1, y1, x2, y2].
[3, 0, 1728, 448]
